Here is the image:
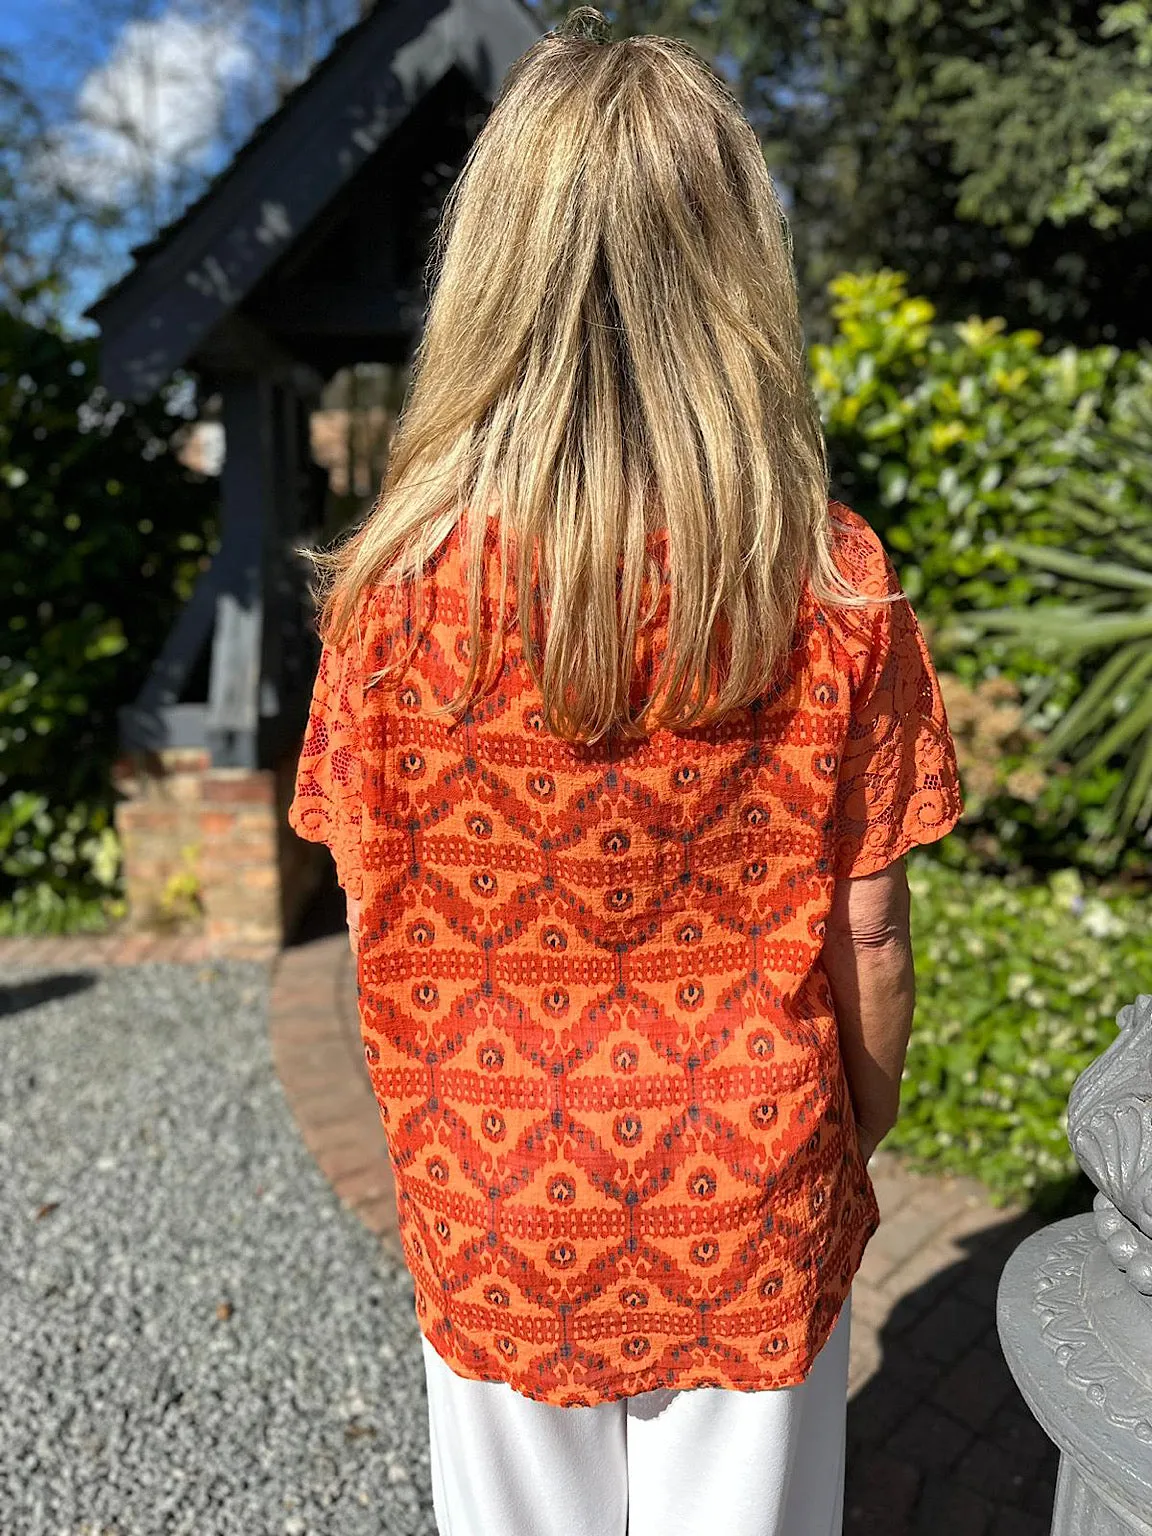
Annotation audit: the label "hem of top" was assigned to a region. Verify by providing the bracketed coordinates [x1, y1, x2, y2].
[407, 1160, 882, 1407]
[412, 1254, 875, 1407]
[415, 1328, 837, 1405]
[836, 800, 964, 882]
[285, 814, 364, 900]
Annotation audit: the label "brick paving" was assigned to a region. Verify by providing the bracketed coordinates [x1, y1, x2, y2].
[269, 931, 402, 1253]
[2, 916, 1062, 1532]
[845, 1167, 1057, 1534]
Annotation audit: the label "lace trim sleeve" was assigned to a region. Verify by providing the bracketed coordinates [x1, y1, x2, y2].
[830, 510, 964, 879]
[287, 635, 364, 901]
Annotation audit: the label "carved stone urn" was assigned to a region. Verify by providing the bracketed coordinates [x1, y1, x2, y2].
[997, 992, 1152, 1535]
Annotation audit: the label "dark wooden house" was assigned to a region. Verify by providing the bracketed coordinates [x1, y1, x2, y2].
[89, 0, 542, 947]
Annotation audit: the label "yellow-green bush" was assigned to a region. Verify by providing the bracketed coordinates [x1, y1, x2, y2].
[812, 269, 1152, 639]
[812, 270, 1152, 875]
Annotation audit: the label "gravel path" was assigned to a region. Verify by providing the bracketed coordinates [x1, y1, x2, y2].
[0, 962, 435, 1536]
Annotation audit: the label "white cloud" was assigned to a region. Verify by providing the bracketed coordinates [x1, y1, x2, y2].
[46, 7, 254, 206]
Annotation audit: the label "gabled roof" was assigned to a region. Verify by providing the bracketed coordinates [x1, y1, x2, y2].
[89, 0, 542, 400]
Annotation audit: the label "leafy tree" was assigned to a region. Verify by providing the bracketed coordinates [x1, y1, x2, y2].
[560, 3, 1152, 347]
[776, 0, 1152, 344]
[0, 56, 37, 306]
[0, 313, 215, 931]
[1049, 2, 1152, 230]
[0, 52, 81, 324]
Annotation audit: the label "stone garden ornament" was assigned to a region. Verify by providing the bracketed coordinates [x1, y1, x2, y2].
[998, 992, 1152, 1534]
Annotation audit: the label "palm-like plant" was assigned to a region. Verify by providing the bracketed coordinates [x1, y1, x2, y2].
[954, 389, 1152, 837]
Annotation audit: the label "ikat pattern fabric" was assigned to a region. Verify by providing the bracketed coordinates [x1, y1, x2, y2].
[288, 502, 963, 1405]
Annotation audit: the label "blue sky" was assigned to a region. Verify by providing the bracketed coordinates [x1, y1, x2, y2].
[1, 0, 109, 110]
[0, 0, 38, 49]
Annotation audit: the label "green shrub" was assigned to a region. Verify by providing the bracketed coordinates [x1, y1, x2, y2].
[0, 311, 216, 929]
[811, 269, 1152, 876]
[812, 269, 1152, 641]
[953, 390, 1152, 845]
[891, 852, 1147, 1206]
[0, 791, 124, 934]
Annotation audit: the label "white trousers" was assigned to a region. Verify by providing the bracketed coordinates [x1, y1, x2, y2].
[420, 1292, 851, 1536]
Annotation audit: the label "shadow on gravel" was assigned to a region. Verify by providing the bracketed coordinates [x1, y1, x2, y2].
[845, 1174, 1095, 1536]
[0, 971, 95, 1017]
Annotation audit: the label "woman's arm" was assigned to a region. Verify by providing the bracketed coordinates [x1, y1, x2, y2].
[821, 858, 916, 1164]
[346, 894, 362, 955]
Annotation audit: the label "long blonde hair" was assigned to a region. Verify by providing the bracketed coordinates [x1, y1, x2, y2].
[313, 6, 869, 744]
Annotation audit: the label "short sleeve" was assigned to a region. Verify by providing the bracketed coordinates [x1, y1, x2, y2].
[287, 636, 365, 900]
[831, 517, 964, 880]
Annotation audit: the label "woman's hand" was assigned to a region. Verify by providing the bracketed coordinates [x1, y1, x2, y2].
[854, 1118, 890, 1166]
[346, 894, 362, 955]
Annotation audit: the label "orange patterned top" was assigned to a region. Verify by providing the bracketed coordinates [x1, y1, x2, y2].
[288, 502, 963, 1405]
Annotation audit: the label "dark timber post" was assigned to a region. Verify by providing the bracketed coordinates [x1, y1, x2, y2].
[206, 373, 273, 770]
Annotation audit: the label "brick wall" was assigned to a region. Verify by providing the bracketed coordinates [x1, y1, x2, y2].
[114, 746, 328, 952]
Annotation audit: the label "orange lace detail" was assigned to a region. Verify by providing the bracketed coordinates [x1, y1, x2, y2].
[288, 502, 963, 1405]
[823, 511, 964, 878]
[288, 637, 364, 900]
